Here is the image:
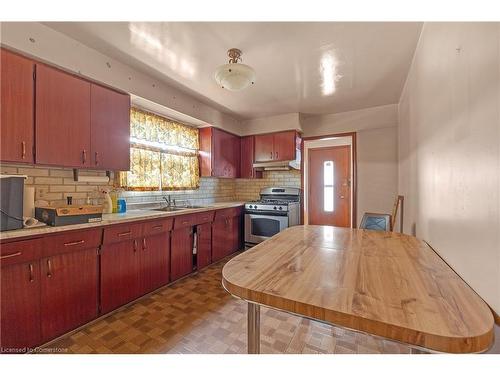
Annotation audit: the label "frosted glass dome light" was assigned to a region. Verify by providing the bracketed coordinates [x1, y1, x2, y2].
[214, 48, 256, 91]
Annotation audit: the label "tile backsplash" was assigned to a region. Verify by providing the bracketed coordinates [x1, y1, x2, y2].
[0, 163, 301, 208]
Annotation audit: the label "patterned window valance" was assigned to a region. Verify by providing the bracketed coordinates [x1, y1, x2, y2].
[119, 108, 200, 191]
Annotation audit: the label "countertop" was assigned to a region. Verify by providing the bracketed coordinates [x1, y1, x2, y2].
[222, 225, 495, 353]
[0, 201, 245, 241]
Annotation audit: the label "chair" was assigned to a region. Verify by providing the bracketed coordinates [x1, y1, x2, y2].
[359, 195, 404, 232]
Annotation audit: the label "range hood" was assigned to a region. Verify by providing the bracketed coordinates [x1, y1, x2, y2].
[253, 150, 301, 171]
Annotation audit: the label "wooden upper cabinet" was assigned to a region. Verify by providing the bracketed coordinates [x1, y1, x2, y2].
[240, 136, 262, 179]
[90, 84, 130, 171]
[199, 127, 240, 178]
[254, 131, 298, 162]
[35, 64, 91, 168]
[254, 133, 274, 162]
[0, 49, 35, 163]
[273, 131, 297, 161]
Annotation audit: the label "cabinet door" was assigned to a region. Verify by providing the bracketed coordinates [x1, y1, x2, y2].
[40, 248, 98, 342]
[171, 227, 194, 281]
[35, 64, 91, 168]
[231, 215, 242, 253]
[0, 49, 35, 164]
[1, 262, 41, 351]
[196, 223, 212, 270]
[140, 232, 170, 293]
[101, 239, 139, 314]
[212, 218, 231, 262]
[240, 136, 262, 179]
[90, 84, 130, 171]
[254, 133, 274, 162]
[273, 131, 296, 161]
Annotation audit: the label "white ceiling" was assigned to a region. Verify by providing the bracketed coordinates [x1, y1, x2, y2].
[44, 22, 422, 120]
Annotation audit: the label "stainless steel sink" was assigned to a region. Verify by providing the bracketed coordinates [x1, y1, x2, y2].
[152, 205, 210, 212]
[152, 207, 188, 212]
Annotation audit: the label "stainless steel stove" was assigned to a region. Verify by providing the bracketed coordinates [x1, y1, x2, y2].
[244, 187, 301, 247]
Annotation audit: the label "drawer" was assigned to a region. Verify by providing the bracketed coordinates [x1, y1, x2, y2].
[143, 218, 173, 236]
[42, 228, 102, 257]
[1, 238, 43, 267]
[173, 214, 197, 229]
[193, 211, 215, 225]
[214, 206, 243, 221]
[103, 222, 143, 245]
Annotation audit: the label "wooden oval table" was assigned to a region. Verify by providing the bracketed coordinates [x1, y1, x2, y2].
[222, 225, 495, 354]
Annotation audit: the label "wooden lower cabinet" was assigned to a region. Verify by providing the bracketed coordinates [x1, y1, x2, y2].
[212, 215, 241, 262]
[0, 261, 41, 351]
[196, 222, 212, 270]
[40, 248, 98, 342]
[100, 238, 140, 314]
[171, 227, 194, 281]
[140, 232, 170, 294]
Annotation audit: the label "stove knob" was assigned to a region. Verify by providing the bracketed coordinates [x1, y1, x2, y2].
[273, 206, 277, 210]
[278, 206, 282, 210]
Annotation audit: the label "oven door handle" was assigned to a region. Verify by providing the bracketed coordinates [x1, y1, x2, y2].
[244, 209, 289, 216]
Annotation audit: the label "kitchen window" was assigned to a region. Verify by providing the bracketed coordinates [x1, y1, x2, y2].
[323, 160, 334, 212]
[119, 108, 200, 190]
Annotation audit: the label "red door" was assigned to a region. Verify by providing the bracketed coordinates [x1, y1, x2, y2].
[35, 64, 91, 168]
[170, 227, 194, 281]
[196, 222, 212, 269]
[308, 146, 351, 227]
[254, 133, 274, 162]
[40, 248, 98, 342]
[100, 239, 140, 313]
[0, 49, 35, 163]
[1, 262, 41, 350]
[90, 84, 130, 171]
[273, 131, 296, 161]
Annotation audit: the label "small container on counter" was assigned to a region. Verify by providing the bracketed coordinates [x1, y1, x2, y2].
[117, 198, 127, 213]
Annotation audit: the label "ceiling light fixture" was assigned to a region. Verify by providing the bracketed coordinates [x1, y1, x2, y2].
[214, 48, 256, 91]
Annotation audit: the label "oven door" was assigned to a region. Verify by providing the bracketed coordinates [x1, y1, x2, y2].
[245, 213, 289, 244]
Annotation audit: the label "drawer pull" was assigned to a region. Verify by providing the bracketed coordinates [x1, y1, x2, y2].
[64, 240, 85, 247]
[29, 263, 34, 283]
[182, 221, 190, 225]
[0, 251, 22, 260]
[46, 259, 52, 278]
[152, 225, 163, 230]
[118, 231, 132, 237]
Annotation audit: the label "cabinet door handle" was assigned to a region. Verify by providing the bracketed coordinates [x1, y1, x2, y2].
[118, 231, 132, 237]
[21, 141, 26, 159]
[270, 151, 273, 160]
[0, 251, 22, 260]
[152, 224, 163, 230]
[95, 151, 99, 165]
[46, 259, 52, 278]
[82, 149, 87, 164]
[181, 221, 190, 225]
[29, 263, 34, 283]
[142, 237, 147, 250]
[133, 239, 138, 253]
[275, 151, 278, 159]
[64, 240, 85, 247]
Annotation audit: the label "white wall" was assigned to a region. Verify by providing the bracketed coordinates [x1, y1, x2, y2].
[398, 23, 500, 314]
[240, 113, 302, 136]
[0, 22, 242, 134]
[357, 126, 398, 227]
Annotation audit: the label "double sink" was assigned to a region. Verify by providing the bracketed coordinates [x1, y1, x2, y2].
[152, 205, 210, 212]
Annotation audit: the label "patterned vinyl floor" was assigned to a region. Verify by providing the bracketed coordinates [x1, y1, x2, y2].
[44, 254, 498, 354]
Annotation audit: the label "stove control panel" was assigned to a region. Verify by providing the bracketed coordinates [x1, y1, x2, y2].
[245, 203, 289, 212]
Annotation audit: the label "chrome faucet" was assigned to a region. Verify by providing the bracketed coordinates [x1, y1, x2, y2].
[163, 195, 173, 208]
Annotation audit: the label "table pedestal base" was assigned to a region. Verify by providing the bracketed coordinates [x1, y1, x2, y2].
[247, 302, 260, 354]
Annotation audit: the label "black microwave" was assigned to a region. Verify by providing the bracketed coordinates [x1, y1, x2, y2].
[0, 175, 26, 231]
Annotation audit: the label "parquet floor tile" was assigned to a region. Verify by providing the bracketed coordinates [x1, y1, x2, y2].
[43, 254, 499, 354]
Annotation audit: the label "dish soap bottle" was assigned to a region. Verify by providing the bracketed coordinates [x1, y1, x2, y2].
[110, 190, 118, 213]
[102, 190, 113, 214]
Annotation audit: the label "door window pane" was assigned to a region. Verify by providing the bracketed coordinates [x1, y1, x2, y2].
[324, 161, 334, 212]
